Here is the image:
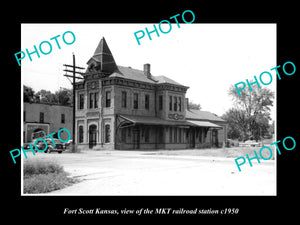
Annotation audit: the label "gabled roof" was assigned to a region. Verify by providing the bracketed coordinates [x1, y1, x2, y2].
[186, 109, 225, 122]
[118, 114, 191, 127]
[187, 120, 222, 128]
[84, 37, 188, 88]
[109, 66, 187, 88]
[110, 66, 157, 84]
[155, 75, 183, 86]
[118, 114, 222, 129]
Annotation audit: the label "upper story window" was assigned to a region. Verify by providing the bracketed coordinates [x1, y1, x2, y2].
[159, 95, 163, 110]
[89, 92, 99, 109]
[61, 114, 65, 124]
[133, 93, 138, 109]
[169, 96, 172, 111]
[39, 112, 44, 123]
[79, 94, 84, 109]
[89, 93, 94, 109]
[106, 91, 111, 108]
[95, 93, 99, 108]
[168, 95, 182, 112]
[145, 94, 149, 110]
[174, 96, 177, 112]
[122, 91, 127, 108]
[178, 97, 182, 112]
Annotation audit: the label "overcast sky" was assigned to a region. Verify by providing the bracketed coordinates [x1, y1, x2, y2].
[21, 23, 276, 119]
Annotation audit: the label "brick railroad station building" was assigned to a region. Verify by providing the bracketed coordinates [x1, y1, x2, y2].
[74, 37, 227, 150]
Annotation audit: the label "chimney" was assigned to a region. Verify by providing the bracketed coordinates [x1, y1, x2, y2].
[143, 63, 151, 79]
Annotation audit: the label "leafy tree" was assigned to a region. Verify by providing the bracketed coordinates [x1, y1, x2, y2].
[224, 83, 274, 141]
[222, 108, 247, 141]
[35, 89, 58, 104]
[24, 85, 35, 102]
[55, 88, 72, 106]
[188, 101, 201, 110]
[23, 85, 72, 106]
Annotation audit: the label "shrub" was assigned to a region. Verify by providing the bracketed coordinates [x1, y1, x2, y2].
[23, 172, 76, 193]
[23, 160, 77, 194]
[24, 160, 63, 177]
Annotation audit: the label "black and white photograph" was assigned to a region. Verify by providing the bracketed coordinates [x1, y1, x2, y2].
[4, 4, 298, 221]
[20, 23, 276, 196]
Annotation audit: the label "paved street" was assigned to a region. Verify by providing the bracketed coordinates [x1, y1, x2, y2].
[22, 150, 276, 196]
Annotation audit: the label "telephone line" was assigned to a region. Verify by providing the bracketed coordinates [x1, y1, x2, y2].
[62, 53, 85, 152]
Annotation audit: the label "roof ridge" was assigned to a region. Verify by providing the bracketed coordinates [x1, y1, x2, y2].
[116, 65, 188, 87]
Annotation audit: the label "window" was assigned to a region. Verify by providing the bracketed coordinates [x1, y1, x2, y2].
[89, 93, 94, 109]
[145, 94, 149, 110]
[79, 94, 84, 109]
[39, 112, 44, 123]
[169, 127, 173, 143]
[105, 124, 111, 143]
[78, 126, 84, 143]
[94, 93, 98, 108]
[174, 96, 177, 112]
[106, 91, 111, 107]
[178, 97, 182, 112]
[159, 95, 163, 110]
[89, 92, 98, 109]
[133, 93, 138, 109]
[61, 114, 65, 124]
[121, 91, 127, 108]
[169, 96, 172, 111]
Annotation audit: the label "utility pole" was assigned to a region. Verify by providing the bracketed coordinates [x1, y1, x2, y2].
[63, 53, 85, 152]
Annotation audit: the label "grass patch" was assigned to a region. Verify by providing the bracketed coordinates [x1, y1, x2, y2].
[23, 159, 78, 194]
[150, 146, 275, 160]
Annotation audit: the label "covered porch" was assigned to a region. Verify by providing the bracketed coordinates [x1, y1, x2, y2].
[115, 115, 222, 150]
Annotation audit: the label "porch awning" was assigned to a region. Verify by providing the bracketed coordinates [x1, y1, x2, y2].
[187, 120, 222, 129]
[117, 114, 191, 128]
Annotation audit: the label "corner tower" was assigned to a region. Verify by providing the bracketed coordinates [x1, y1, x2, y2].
[86, 37, 118, 74]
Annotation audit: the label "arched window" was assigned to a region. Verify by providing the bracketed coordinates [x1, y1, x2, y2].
[78, 126, 84, 143]
[89, 124, 97, 148]
[105, 124, 111, 143]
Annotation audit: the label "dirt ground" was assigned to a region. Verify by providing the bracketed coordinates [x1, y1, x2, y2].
[22, 148, 276, 196]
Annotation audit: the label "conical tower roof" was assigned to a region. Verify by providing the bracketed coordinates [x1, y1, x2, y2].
[87, 37, 117, 73]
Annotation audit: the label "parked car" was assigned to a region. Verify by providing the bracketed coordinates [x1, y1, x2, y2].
[239, 140, 261, 147]
[64, 139, 72, 148]
[25, 137, 66, 153]
[226, 139, 239, 147]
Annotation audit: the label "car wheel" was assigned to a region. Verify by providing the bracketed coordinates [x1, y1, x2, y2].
[58, 151, 62, 154]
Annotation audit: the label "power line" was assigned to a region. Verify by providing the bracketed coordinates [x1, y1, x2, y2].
[63, 53, 85, 153]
